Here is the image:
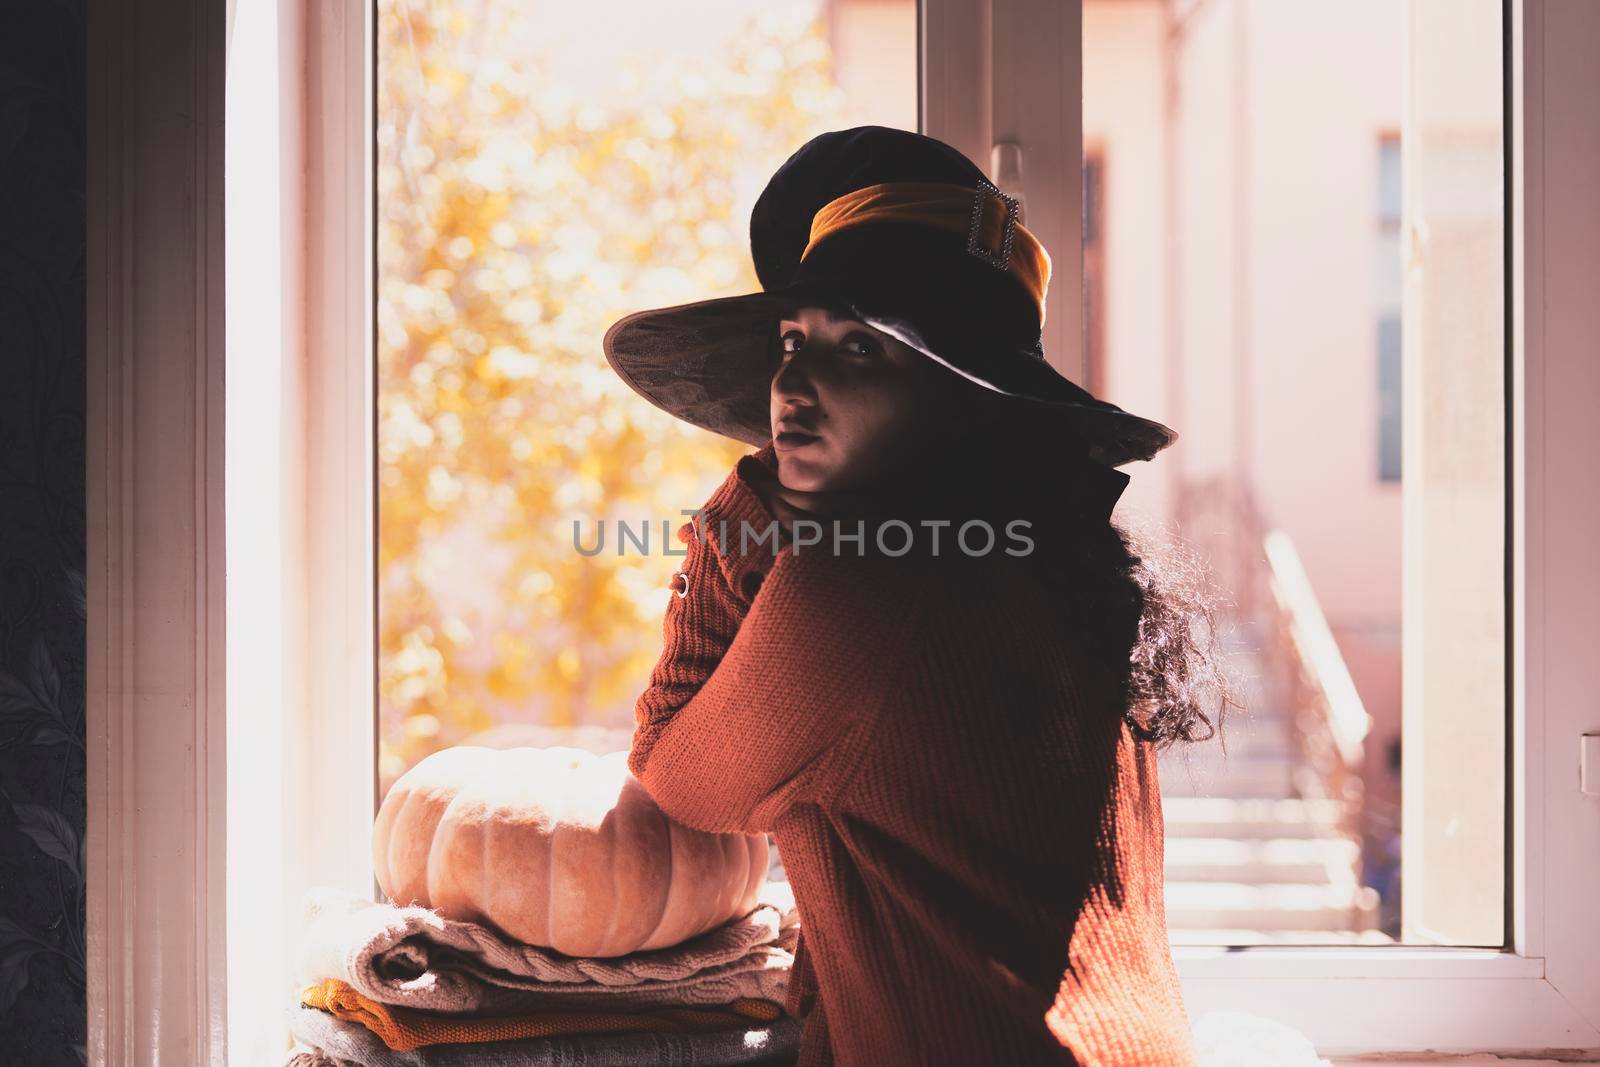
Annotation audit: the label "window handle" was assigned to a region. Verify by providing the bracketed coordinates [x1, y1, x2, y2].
[990, 141, 1026, 227]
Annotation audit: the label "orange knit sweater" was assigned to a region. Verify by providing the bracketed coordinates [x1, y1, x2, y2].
[630, 443, 1198, 1067]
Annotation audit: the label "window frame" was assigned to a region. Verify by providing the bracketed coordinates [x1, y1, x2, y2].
[86, 0, 1600, 1058]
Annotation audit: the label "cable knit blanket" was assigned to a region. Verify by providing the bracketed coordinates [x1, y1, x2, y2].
[293, 880, 800, 1017]
[283, 1005, 805, 1067]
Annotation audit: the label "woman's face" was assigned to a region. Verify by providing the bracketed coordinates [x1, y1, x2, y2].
[769, 305, 942, 491]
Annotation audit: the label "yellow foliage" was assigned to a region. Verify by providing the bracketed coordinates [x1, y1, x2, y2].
[376, 0, 853, 794]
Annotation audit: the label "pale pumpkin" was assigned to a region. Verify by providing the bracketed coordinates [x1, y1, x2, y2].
[372, 746, 768, 957]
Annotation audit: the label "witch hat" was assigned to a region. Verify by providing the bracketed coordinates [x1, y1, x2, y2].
[602, 125, 1177, 468]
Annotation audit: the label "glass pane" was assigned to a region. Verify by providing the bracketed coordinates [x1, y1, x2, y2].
[1378, 136, 1403, 225]
[1084, 0, 1502, 946]
[376, 0, 917, 797]
[1377, 314, 1401, 483]
[1375, 227, 1402, 313]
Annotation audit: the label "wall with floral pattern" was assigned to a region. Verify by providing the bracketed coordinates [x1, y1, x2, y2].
[0, 2, 88, 1063]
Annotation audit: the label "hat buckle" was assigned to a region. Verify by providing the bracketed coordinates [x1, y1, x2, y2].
[965, 176, 1019, 271]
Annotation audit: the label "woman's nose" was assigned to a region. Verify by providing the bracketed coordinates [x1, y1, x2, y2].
[771, 344, 825, 399]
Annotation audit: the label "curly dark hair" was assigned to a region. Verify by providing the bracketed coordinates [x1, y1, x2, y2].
[927, 369, 1243, 753]
[1068, 510, 1241, 751]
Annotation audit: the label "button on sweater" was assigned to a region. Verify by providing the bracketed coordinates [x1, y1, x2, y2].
[630, 443, 1198, 1067]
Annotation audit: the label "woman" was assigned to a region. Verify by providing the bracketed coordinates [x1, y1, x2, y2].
[603, 127, 1233, 1066]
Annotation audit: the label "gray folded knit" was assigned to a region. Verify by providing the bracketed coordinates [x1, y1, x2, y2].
[293, 881, 799, 1017]
[282, 1005, 803, 1067]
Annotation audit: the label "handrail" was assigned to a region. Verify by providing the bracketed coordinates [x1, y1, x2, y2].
[1261, 529, 1372, 771]
[1173, 475, 1378, 932]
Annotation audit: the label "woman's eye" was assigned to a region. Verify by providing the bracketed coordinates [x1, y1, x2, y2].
[776, 328, 878, 357]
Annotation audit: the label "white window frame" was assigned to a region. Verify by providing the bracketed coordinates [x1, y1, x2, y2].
[86, 0, 1600, 1059]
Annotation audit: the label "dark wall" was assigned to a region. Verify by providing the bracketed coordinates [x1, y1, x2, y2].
[0, 2, 89, 1063]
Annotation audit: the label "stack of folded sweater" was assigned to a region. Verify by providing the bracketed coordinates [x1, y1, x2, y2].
[284, 880, 803, 1066]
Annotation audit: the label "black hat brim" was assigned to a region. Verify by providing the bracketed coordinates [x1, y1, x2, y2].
[601, 282, 1179, 468]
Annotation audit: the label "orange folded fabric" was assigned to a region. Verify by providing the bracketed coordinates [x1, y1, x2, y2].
[801, 179, 1052, 320]
[299, 977, 784, 1053]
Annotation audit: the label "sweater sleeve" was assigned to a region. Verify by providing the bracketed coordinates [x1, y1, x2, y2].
[629, 448, 787, 735]
[629, 478, 928, 835]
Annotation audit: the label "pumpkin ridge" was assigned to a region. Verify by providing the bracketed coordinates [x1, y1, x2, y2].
[600, 794, 623, 955]
[371, 747, 767, 957]
[656, 813, 675, 948]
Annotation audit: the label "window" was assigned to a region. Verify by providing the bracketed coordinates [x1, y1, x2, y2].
[374, 0, 918, 795]
[1083, 0, 1509, 952]
[88, 0, 1600, 1060]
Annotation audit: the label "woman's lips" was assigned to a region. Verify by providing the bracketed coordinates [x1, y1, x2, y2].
[774, 430, 821, 451]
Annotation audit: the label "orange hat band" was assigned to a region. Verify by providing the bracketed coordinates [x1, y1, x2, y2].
[799, 180, 1053, 323]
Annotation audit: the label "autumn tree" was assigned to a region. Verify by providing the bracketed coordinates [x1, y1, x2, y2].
[376, 0, 853, 790]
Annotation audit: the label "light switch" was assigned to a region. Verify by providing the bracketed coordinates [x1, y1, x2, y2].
[1583, 734, 1600, 796]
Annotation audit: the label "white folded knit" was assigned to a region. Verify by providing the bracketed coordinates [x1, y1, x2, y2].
[292, 880, 799, 1017]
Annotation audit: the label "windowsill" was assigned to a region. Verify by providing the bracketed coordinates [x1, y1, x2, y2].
[1331, 1059, 1577, 1066]
[1172, 945, 1541, 980]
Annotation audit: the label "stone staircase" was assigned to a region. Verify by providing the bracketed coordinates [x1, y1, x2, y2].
[1156, 627, 1386, 945]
